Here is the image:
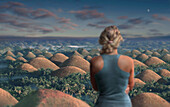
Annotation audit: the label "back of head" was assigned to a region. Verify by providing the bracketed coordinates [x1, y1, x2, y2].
[98, 25, 124, 55]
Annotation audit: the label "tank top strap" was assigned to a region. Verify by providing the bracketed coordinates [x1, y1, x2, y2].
[116, 54, 120, 59]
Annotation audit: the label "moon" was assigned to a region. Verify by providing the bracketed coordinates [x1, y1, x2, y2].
[147, 9, 150, 12]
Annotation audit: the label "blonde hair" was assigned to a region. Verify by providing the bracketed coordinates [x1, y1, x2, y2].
[98, 25, 124, 55]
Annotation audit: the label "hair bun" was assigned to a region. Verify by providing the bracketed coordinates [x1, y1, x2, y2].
[99, 25, 124, 55]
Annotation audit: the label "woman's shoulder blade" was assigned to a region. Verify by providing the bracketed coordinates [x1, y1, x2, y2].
[120, 55, 133, 61]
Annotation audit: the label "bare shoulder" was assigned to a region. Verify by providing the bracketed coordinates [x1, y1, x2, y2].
[120, 55, 134, 65]
[90, 56, 102, 63]
[120, 54, 131, 59]
[90, 56, 103, 68]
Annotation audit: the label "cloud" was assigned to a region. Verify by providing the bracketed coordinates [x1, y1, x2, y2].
[96, 18, 114, 24]
[16, 28, 34, 33]
[53, 26, 63, 32]
[58, 17, 78, 27]
[0, 13, 34, 28]
[0, 2, 58, 19]
[12, 7, 32, 17]
[152, 14, 170, 21]
[148, 28, 169, 36]
[58, 17, 71, 23]
[31, 8, 58, 19]
[8, 1, 25, 7]
[0, 1, 78, 33]
[0, 13, 11, 23]
[62, 24, 76, 30]
[118, 24, 133, 29]
[150, 32, 165, 36]
[0, 4, 9, 10]
[69, 9, 104, 20]
[147, 29, 166, 36]
[127, 17, 152, 25]
[0, 2, 77, 26]
[0, 28, 8, 31]
[87, 23, 106, 29]
[10, 7, 58, 19]
[117, 17, 153, 29]
[0, 13, 54, 34]
[11, 22, 32, 28]
[0, 13, 31, 27]
[0, 1, 25, 10]
[149, 29, 159, 32]
[35, 27, 53, 34]
[0, 12, 77, 33]
[117, 16, 128, 20]
[144, 20, 152, 25]
[82, 29, 88, 31]
[69, 22, 78, 27]
[128, 17, 143, 24]
[16, 26, 54, 34]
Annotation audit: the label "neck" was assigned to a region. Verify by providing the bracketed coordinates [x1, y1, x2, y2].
[106, 49, 118, 55]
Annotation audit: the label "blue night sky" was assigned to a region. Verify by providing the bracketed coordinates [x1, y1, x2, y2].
[0, 0, 170, 38]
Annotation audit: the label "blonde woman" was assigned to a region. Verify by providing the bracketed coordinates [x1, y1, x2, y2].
[90, 25, 135, 107]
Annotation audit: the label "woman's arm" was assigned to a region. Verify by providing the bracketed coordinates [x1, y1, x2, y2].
[125, 59, 135, 94]
[90, 58, 98, 91]
[125, 84, 130, 94]
[128, 59, 135, 91]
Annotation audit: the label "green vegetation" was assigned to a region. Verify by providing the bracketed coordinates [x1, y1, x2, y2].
[0, 60, 169, 107]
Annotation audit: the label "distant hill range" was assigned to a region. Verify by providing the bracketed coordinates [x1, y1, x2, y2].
[0, 35, 169, 41]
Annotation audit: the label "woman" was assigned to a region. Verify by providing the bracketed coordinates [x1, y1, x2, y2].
[90, 25, 135, 107]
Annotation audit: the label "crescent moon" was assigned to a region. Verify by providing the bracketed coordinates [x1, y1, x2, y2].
[147, 9, 150, 12]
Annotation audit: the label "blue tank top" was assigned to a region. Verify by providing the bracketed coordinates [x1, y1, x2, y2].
[94, 54, 132, 107]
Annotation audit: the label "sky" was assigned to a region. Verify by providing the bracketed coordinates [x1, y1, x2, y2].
[0, 0, 170, 38]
